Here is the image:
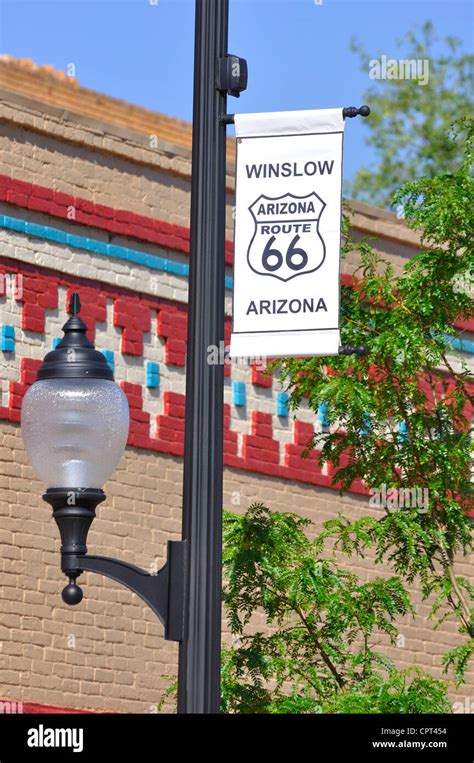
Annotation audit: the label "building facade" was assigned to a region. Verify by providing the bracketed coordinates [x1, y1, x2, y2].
[0, 58, 472, 713]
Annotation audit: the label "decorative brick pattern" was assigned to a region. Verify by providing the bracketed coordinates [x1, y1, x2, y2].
[0, 259, 471, 500]
[284, 420, 331, 488]
[113, 296, 151, 357]
[120, 382, 151, 448]
[0, 174, 235, 268]
[20, 272, 58, 333]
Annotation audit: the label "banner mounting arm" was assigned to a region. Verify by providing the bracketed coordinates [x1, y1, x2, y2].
[220, 105, 370, 126]
[340, 345, 369, 356]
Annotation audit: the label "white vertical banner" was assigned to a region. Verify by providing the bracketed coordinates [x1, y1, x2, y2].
[229, 108, 345, 359]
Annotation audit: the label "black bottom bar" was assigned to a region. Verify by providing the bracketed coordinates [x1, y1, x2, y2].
[0, 712, 470, 761]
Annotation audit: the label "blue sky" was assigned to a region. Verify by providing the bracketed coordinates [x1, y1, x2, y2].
[0, 0, 472, 183]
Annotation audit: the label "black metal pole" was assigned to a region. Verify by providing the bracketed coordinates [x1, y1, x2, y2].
[177, 0, 228, 714]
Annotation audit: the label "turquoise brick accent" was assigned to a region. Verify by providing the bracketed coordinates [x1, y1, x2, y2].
[360, 413, 372, 436]
[318, 402, 329, 428]
[444, 334, 474, 355]
[45, 227, 68, 244]
[86, 238, 108, 255]
[66, 232, 88, 249]
[52, 337, 61, 349]
[0, 214, 234, 289]
[3, 216, 25, 233]
[398, 420, 409, 442]
[146, 361, 160, 388]
[233, 381, 246, 407]
[276, 391, 289, 417]
[106, 244, 127, 259]
[101, 350, 115, 372]
[1, 325, 15, 352]
[25, 222, 47, 238]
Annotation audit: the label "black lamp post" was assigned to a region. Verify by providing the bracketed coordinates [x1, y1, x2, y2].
[21, 293, 186, 642]
[177, 0, 247, 714]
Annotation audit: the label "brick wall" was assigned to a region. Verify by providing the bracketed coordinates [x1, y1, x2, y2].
[0, 420, 472, 712]
[0, 62, 472, 713]
[0, 56, 236, 163]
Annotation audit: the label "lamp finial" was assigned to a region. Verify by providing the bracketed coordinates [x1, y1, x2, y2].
[68, 293, 81, 317]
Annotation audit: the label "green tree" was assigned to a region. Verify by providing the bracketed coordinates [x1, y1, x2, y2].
[348, 22, 473, 207]
[274, 116, 473, 685]
[221, 504, 451, 714]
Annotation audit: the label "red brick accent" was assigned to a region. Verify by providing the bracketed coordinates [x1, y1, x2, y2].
[113, 296, 151, 356]
[1, 358, 42, 422]
[284, 420, 331, 488]
[155, 391, 185, 456]
[251, 361, 272, 388]
[19, 273, 58, 333]
[328, 447, 369, 496]
[0, 259, 187, 368]
[120, 382, 151, 448]
[157, 305, 187, 367]
[0, 174, 234, 267]
[223, 402, 238, 458]
[242, 412, 280, 467]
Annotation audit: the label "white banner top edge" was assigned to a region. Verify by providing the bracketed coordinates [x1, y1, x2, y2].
[234, 108, 345, 138]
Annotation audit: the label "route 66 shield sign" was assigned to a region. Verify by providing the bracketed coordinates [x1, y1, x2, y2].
[247, 191, 326, 282]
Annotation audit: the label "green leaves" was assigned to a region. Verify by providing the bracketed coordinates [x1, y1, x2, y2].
[221, 506, 449, 714]
[442, 640, 474, 686]
[320, 668, 452, 714]
[266, 116, 473, 703]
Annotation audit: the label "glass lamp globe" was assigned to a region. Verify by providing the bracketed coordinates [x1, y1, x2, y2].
[21, 293, 130, 490]
[22, 378, 129, 489]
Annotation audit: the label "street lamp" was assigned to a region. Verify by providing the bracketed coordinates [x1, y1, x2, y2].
[22, 294, 129, 495]
[21, 293, 185, 641]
